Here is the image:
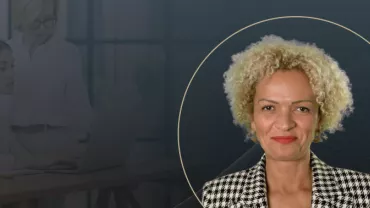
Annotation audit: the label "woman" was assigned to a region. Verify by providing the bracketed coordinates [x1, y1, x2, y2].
[202, 35, 370, 208]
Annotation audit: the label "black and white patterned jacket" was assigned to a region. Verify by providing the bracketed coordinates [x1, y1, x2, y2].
[202, 151, 370, 208]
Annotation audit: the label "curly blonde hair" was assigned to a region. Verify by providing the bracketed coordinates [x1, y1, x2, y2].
[223, 35, 354, 143]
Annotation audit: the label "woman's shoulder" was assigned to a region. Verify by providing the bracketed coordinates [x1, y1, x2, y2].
[329, 165, 370, 198]
[201, 168, 255, 208]
[330, 165, 370, 181]
[203, 168, 253, 192]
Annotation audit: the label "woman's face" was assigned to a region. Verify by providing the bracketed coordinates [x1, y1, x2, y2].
[250, 70, 320, 161]
[0, 50, 15, 95]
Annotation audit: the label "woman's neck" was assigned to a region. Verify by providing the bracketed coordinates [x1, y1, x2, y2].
[265, 152, 312, 194]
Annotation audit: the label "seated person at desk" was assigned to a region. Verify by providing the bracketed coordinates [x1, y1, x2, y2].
[2, 0, 92, 207]
[202, 36, 370, 208]
[8, 0, 92, 171]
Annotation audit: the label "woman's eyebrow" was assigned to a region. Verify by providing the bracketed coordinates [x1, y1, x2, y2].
[257, 98, 278, 104]
[257, 99, 314, 104]
[292, 100, 314, 104]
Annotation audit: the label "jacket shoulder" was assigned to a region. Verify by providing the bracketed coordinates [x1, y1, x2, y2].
[330, 166, 370, 203]
[201, 168, 253, 208]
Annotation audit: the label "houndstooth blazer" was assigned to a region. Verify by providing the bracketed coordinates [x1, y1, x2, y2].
[202, 151, 370, 208]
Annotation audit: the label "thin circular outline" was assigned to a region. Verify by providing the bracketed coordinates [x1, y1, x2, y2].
[177, 15, 370, 206]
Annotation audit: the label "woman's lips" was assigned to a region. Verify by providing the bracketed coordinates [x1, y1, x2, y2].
[271, 136, 297, 144]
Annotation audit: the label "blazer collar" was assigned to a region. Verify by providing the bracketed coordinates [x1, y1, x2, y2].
[229, 151, 353, 208]
[310, 152, 353, 207]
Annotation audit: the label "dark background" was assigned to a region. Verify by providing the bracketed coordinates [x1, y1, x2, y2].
[0, 0, 369, 207]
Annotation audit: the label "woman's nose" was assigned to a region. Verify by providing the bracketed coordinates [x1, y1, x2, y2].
[274, 110, 296, 131]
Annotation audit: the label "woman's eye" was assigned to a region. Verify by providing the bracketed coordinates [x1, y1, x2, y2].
[262, 106, 274, 111]
[297, 107, 310, 112]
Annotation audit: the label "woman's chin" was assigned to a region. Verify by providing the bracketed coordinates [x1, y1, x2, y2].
[266, 148, 305, 161]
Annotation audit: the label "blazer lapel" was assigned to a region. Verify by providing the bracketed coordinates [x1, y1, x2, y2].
[229, 151, 354, 208]
[229, 154, 269, 208]
[310, 152, 353, 208]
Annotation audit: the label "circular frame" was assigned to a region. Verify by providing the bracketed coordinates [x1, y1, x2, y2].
[177, 15, 370, 206]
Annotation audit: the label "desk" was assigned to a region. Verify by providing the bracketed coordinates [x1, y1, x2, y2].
[0, 159, 188, 205]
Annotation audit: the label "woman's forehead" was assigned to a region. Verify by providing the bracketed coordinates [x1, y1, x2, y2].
[255, 70, 315, 99]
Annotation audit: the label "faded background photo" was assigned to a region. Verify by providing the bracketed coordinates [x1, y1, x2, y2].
[0, 0, 368, 208]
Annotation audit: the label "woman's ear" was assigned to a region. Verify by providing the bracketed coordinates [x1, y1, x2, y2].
[249, 113, 256, 132]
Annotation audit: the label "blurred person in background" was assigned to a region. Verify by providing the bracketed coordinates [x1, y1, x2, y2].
[8, 0, 92, 176]
[5, 0, 92, 207]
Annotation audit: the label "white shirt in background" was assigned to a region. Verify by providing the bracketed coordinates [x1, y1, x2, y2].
[7, 32, 92, 133]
